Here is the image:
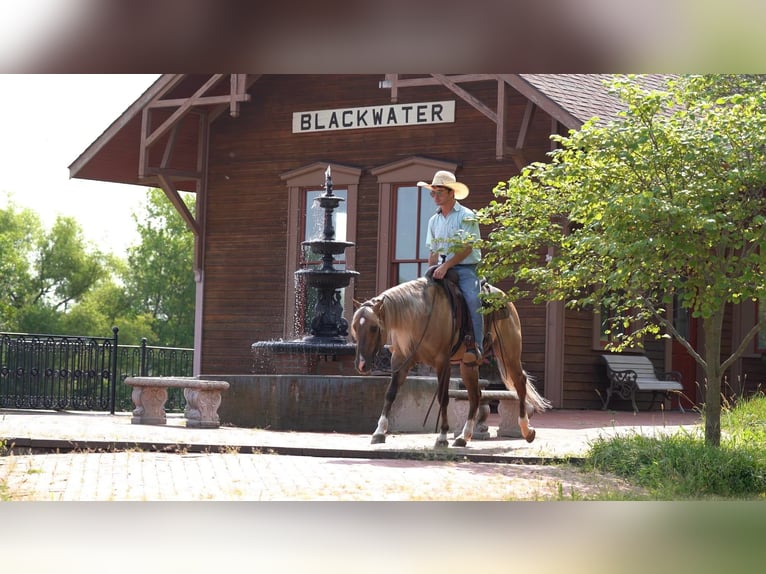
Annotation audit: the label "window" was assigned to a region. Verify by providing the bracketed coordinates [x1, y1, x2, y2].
[370, 156, 459, 292]
[391, 185, 432, 283]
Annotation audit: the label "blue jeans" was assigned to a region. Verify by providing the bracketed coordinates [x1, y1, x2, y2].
[453, 264, 483, 354]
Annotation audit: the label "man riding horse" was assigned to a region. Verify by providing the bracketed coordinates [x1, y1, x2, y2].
[419, 170, 484, 367]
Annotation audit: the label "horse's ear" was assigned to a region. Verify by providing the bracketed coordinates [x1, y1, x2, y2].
[372, 297, 385, 320]
[352, 298, 363, 310]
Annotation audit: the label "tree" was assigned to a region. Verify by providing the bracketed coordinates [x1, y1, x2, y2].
[0, 199, 109, 334]
[0, 200, 37, 330]
[122, 188, 196, 347]
[478, 75, 766, 447]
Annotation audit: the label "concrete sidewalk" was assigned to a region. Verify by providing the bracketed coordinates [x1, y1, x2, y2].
[0, 407, 701, 500]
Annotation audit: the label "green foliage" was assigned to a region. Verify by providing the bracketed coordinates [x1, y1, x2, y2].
[1, 189, 195, 348]
[123, 188, 196, 347]
[0, 198, 109, 334]
[586, 394, 766, 499]
[478, 74, 766, 446]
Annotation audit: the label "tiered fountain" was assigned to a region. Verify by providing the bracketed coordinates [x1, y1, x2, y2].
[251, 165, 359, 373]
[214, 165, 445, 432]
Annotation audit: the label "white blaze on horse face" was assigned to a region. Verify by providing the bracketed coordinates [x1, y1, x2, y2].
[359, 317, 366, 326]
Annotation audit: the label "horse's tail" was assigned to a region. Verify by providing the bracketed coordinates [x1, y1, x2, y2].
[484, 288, 553, 415]
[521, 371, 553, 414]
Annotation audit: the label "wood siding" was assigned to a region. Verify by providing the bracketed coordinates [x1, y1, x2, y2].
[198, 74, 556, 380]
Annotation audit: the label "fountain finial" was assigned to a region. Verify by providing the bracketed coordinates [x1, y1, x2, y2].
[325, 165, 333, 196]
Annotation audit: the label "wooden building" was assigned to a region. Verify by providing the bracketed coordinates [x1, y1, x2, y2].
[70, 74, 766, 411]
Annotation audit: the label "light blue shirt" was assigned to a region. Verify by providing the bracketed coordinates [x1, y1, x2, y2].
[426, 201, 482, 264]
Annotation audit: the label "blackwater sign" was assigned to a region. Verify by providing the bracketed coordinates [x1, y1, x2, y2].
[293, 101, 455, 133]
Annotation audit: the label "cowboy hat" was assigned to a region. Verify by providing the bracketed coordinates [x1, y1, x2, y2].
[417, 170, 469, 200]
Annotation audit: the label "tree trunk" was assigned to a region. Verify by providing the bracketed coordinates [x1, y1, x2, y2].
[702, 310, 724, 447]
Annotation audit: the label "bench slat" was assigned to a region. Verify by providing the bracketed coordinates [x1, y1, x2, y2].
[601, 354, 684, 413]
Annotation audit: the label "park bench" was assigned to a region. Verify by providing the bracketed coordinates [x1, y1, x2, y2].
[124, 376, 230, 428]
[601, 353, 684, 413]
[449, 379, 522, 439]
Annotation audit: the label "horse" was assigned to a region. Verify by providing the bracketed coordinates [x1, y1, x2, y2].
[350, 274, 551, 448]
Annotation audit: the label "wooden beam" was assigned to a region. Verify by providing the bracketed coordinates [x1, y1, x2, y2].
[209, 74, 261, 123]
[156, 172, 200, 236]
[160, 122, 179, 169]
[389, 74, 494, 88]
[496, 79, 506, 160]
[516, 100, 536, 149]
[138, 107, 151, 179]
[144, 74, 225, 149]
[147, 94, 251, 108]
[504, 145, 528, 172]
[143, 167, 203, 180]
[497, 74, 582, 130]
[431, 74, 497, 123]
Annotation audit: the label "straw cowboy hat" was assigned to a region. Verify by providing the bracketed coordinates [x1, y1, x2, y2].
[417, 170, 470, 200]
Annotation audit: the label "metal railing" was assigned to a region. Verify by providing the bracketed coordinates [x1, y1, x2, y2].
[0, 328, 194, 414]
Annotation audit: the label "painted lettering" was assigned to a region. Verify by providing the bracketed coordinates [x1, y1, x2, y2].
[293, 100, 455, 133]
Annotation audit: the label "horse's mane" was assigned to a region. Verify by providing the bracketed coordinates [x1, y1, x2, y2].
[377, 278, 432, 330]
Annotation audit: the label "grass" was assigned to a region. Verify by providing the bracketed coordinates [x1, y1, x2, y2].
[584, 393, 766, 500]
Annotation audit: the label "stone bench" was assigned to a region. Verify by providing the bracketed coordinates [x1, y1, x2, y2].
[124, 376, 230, 428]
[448, 388, 522, 439]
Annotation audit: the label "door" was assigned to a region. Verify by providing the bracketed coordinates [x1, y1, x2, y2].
[671, 300, 699, 409]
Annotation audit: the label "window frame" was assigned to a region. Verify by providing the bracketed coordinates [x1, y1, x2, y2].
[370, 156, 458, 293]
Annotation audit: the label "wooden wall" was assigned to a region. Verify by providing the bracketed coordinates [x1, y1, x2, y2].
[198, 74, 557, 382]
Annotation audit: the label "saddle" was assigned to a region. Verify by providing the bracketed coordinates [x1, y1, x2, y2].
[425, 267, 511, 362]
[425, 265, 475, 358]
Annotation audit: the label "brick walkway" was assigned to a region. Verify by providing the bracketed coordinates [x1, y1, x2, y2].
[0, 408, 701, 501]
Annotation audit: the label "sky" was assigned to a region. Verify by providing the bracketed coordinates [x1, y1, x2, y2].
[0, 74, 160, 256]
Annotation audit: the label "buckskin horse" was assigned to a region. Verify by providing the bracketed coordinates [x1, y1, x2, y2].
[351, 272, 551, 448]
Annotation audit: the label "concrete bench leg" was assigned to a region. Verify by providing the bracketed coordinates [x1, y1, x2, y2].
[131, 386, 168, 425]
[184, 388, 223, 429]
[497, 399, 522, 438]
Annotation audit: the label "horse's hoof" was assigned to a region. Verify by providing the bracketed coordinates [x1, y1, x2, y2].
[452, 437, 467, 447]
[371, 434, 386, 444]
[525, 429, 536, 443]
[435, 439, 449, 448]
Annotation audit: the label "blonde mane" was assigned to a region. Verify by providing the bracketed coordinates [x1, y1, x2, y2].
[376, 278, 445, 358]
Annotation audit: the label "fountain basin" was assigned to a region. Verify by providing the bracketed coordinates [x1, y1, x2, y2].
[203, 374, 466, 433]
[294, 268, 359, 289]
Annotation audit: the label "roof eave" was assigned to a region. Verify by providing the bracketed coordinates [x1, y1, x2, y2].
[67, 74, 181, 180]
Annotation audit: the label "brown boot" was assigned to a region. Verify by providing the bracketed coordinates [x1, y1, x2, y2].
[462, 335, 480, 367]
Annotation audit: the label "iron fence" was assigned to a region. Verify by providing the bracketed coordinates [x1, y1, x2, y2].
[0, 327, 193, 413]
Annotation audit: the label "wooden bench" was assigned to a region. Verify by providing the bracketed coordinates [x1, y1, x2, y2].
[124, 376, 230, 428]
[601, 354, 684, 413]
[448, 380, 522, 439]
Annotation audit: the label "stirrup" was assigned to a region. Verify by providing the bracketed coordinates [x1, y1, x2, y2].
[462, 336, 481, 367]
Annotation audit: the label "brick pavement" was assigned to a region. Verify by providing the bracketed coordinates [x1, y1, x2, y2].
[0, 408, 701, 501]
